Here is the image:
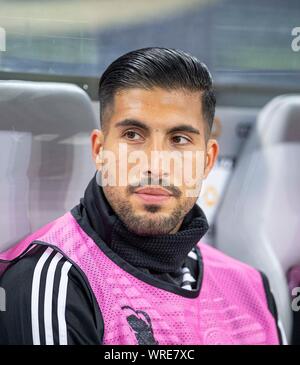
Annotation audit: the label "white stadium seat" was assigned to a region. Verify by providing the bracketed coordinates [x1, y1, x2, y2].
[0, 81, 98, 253]
[215, 95, 300, 343]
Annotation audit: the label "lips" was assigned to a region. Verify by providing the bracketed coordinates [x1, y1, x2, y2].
[135, 187, 172, 196]
[134, 187, 173, 203]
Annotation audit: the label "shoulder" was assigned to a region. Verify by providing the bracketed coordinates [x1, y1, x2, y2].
[0, 243, 103, 345]
[199, 242, 260, 278]
[0, 244, 72, 287]
[0, 244, 50, 286]
[198, 243, 273, 314]
[198, 242, 283, 344]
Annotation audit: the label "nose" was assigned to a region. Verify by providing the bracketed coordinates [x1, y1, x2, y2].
[143, 152, 169, 185]
[142, 135, 170, 185]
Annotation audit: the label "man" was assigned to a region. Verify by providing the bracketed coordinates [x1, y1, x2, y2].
[0, 47, 282, 345]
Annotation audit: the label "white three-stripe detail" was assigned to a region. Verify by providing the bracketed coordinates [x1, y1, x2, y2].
[31, 247, 53, 345]
[180, 262, 196, 291]
[57, 261, 72, 345]
[181, 283, 192, 290]
[44, 252, 63, 345]
[187, 250, 198, 261]
[182, 272, 196, 283]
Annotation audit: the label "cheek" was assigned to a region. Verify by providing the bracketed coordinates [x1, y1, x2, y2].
[170, 152, 205, 189]
[103, 185, 128, 210]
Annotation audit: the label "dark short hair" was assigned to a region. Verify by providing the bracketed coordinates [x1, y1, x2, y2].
[98, 47, 216, 138]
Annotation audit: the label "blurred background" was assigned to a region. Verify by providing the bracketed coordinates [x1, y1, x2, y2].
[1, 0, 299, 223]
[0, 0, 299, 78]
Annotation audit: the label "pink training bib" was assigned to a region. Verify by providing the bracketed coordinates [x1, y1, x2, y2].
[0, 211, 280, 345]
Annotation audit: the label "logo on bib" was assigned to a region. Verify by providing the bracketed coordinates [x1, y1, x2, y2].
[121, 306, 159, 345]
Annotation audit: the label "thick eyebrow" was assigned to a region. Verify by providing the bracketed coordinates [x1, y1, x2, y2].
[115, 119, 200, 136]
[166, 124, 200, 135]
[115, 119, 150, 133]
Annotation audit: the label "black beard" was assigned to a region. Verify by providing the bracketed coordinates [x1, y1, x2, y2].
[114, 200, 186, 236]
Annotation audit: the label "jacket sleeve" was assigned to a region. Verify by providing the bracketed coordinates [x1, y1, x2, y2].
[0, 244, 103, 345]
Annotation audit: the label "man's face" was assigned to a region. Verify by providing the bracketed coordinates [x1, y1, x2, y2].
[91, 87, 218, 235]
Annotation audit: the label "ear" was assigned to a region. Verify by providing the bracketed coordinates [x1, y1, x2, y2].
[90, 129, 105, 170]
[203, 138, 219, 179]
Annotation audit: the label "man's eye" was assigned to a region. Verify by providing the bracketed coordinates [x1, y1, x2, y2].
[124, 130, 143, 141]
[171, 135, 190, 145]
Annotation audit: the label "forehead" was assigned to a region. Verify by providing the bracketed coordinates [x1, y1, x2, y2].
[107, 87, 204, 129]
